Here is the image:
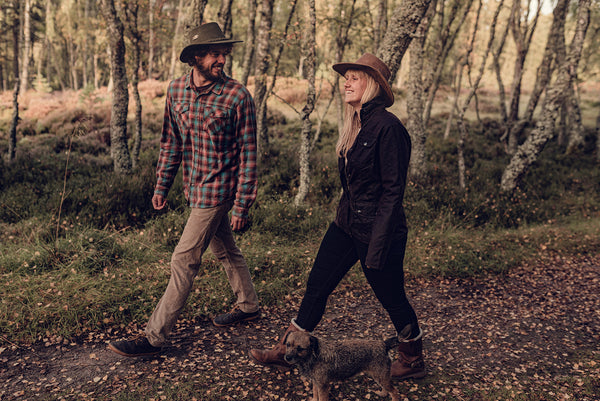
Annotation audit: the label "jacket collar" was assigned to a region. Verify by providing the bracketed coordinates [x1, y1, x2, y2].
[359, 96, 387, 122]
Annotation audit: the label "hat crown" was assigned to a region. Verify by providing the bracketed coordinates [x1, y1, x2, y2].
[187, 22, 227, 44]
[355, 53, 391, 81]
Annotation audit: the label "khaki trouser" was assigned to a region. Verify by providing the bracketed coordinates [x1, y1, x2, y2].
[145, 201, 259, 346]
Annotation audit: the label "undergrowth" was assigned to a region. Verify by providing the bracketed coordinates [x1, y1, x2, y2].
[1, 115, 599, 345]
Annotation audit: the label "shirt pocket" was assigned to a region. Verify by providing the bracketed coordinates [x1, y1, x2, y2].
[173, 101, 191, 132]
[202, 106, 233, 153]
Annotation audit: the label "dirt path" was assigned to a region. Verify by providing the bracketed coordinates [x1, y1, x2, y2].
[2, 255, 599, 400]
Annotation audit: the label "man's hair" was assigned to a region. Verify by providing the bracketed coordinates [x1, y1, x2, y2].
[185, 44, 234, 67]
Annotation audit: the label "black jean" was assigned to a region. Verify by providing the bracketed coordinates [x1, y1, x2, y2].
[295, 222, 420, 336]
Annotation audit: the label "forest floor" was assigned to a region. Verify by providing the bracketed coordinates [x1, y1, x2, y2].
[1, 255, 599, 401]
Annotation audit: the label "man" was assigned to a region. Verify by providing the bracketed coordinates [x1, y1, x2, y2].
[108, 22, 260, 357]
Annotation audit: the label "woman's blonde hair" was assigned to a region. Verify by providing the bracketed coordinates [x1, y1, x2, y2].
[335, 69, 382, 157]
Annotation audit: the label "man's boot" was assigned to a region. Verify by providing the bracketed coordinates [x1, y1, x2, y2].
[249, 321, 302, 369]
[391, 327, 426, 380]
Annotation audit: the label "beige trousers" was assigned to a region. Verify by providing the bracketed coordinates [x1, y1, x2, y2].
[145, 201, 259, 346]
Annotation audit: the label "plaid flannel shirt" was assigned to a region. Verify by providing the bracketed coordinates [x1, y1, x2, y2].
[155, 72, 257, 219]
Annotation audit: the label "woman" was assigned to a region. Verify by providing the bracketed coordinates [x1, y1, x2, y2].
[250, 53, 425, 380]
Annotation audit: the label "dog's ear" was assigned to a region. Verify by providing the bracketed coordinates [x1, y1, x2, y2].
[309, 334, 319, 357]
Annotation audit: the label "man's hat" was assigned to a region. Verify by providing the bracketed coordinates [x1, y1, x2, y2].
[332, 53, 394, 107]
[180, 22, 242, 62]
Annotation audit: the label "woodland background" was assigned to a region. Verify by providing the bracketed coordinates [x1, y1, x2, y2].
[0, 0, 600, 399]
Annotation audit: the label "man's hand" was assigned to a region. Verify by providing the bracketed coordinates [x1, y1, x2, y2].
[231, 215, 249, 232]
[152, 194, 167, 210]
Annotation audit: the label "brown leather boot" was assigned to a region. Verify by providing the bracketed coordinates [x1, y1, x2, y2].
[391, 328, 426, 380]
[249, 322, 301, 369]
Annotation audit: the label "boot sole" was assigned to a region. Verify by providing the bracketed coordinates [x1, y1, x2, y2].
[212, 313, 260, 327]
[393, 371, 427, 380]
[248, 350, 292, 371]
[107, 343, 162, 357]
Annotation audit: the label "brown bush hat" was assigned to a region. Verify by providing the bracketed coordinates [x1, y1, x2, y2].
[332, 53, 394, 107]
[179, 22, 242, 62]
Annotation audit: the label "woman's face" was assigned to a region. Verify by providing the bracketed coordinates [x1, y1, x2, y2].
[343, 70, 367, 109]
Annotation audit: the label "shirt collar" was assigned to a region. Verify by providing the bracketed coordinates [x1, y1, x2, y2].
[184, 69, 226, 95]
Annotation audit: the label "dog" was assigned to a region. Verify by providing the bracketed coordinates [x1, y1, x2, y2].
[284, 330, 400, 401]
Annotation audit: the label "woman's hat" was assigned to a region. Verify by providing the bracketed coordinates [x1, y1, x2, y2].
[332, 53, 394, 107]
[180, 22, 243, 62]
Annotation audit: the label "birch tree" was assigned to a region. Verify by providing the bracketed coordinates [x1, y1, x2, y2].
[254, 0, 275, 156]
[168, 0, 186, 79]
[378, 0, 433, 82]
[147, 0, 156, 79]
[331, 0, 358, 133]
[124, 0, 143, 168]
[406, 0, 436, 180]
[294, 0, 316, 206]
[218, 0, 234, 76]
[7, 0, 20, 162]
[455, 0, 503, 189]
[100, 0, 132, 174]
[423, 0, 474, 127]
[503, 0, 542, 154]
[501, 0, 591, 192]
[240, 0, 257, 86]
[19, 0, 31, 94]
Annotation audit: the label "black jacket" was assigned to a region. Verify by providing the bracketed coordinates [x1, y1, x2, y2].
[334, 97, 411, 270]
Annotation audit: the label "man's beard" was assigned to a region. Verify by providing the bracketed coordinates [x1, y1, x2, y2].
[196, 61, 223, 82]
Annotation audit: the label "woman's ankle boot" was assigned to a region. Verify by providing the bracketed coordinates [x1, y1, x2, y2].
[249, 322, 301, 369]
[391, 327, 426, 379]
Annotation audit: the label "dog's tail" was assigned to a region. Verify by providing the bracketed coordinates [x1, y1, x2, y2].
[384, 336, 399, 351]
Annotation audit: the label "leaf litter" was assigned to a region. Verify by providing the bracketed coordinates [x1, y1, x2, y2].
[1, 255, 599, 400]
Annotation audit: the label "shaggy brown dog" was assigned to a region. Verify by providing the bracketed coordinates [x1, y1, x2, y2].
[284, 331, 400, 401]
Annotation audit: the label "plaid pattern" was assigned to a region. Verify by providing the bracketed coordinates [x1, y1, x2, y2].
[155, 72, 257, 219]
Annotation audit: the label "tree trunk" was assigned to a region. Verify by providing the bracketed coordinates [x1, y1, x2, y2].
[240, 0, 257, 86]
[524, 0, 569, 122]
[501, 0, 591, 192]
[295, 0, 317, 206]
[328, 0, 357, 134]
[169, 0, 186, 80]
[254, 0, 275, 158]
[218, 0, 234, 76]
[505, 0, 542, 155]
[377, 0, 433, 83]
[124, 0, 143, 168]
[455, 0, 489, 190]
[101, 0, 132, 174]
[423, 0, 474, 127]
[19, 0, 31, 94]
[492, 2, 514, 132]
[565, 79, 585, 153]
[373, 0, 388, 53]
[148, 0, 156, 80]
[187, 0, 208, 30]
[596, 107, 600, 162]
[406, 0, 436, 181]
[8, 0, 20, 162]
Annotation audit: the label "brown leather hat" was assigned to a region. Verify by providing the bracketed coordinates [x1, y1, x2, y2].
[179, 22, 242, 62]
[332, 53, 394, 107]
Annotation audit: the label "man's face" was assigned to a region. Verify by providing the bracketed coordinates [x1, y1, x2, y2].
[193, 45, 232, 82]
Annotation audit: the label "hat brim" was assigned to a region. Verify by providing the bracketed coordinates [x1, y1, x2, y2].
[179, 40, 243, 62]
[333, 62, 394, 108]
